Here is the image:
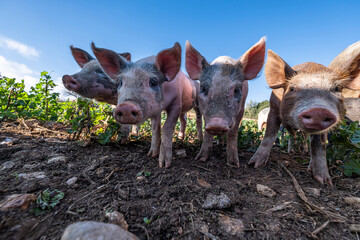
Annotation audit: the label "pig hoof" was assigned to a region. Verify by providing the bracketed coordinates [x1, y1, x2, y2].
[313, 173, 333, 186]
[195, 153, 208, 162]
[227, 156, 240, 168]
[147, 149, 159, 158]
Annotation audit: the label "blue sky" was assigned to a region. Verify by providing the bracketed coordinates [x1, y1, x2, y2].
[0, 0, 359, 104]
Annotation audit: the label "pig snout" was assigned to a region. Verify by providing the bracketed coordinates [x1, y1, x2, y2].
[298, 107, 337, 132]
[62, 75, 81, 91]
[205, 117, 230, 135]
[113, 102, 143, 124]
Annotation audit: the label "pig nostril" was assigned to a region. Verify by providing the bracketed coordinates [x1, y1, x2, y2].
[303, 115, 311, 119]
[131, 111, 138, 117]
[324, 118, 332, 122]
[118, 112, 123, 117]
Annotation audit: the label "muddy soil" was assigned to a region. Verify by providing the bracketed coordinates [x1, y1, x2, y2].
[0, 120, 359, 240]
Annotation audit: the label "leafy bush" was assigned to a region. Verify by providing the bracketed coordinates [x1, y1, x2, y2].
[244, 100, 269, 119]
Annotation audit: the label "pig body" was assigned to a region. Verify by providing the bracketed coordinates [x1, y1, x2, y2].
[249, 44, 360, 185]
[92, 43, 202, 168]
[257, 107, 270, 131]
[344, 98, 360, 122]
[185, 38, 266, 167]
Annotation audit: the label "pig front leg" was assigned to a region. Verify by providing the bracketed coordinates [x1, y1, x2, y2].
[159, 108, 181, 168]
[147, 115, 161, 158]
[248, 105, 282, 167]
[119, 124, 131, 144]
[178, 113, 187, 139]
[194, 105, 203, 141]
[226, 109, 244, 167]
[195, 132, 213, 161]
[308, 133, 333, 186]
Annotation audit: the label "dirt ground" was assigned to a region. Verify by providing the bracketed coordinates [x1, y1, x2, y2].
[0, 120, 359, 240]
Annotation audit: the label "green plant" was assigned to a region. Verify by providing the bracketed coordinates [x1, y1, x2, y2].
[143, 217, 151, 224]
[31, 189, 65, 215]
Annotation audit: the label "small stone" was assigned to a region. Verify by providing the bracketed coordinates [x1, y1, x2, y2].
[202, 192, 231, 209]
[0, 194, 37, 210]
[45, 138, 67, 144]
[117, 188, 129, 200]
[105, 211, 129, 230]
[2, 161, 15, 170]
[0, 138, 17, 145]
[176, 149, 187, 158]
[66, 177, 78, 186]
[18, 172, 47, 180]
[256, 184, 276, 198]
[218, 214, 244, 237]
[304, 187, 321, 197]
[344, 197, 360, 207]
[349, 224, 360, 232]
[136, 176, 145, 181]
[61, 221, 139, 240]
[23, 163, 41, 169]
[47, 156, 66, 164]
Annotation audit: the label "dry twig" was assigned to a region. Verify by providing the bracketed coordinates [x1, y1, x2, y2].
[278, 161, 346, 222]
[311, 220, 330, 239]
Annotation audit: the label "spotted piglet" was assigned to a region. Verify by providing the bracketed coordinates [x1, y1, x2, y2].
[185, 37, 266, 167]
[92, 42, 202, 168]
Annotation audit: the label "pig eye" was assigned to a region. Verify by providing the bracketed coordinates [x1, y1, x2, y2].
[200, 85, 209, 96]
[234, 86, 241, 99]
[334, 85, 342, 92]
[289, 86, 296, 92]
[95, 69, 107, 78]
[118, 79, 123, 89]
[149, 78, 159, 91]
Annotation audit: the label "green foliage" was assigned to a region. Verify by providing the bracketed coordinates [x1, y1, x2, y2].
[327, 120, 360, 177]
[237, 120, 264, 151]
[143, 217, 151, 225]
[244, 100, 269, 119]
[32, 189, 64, 215]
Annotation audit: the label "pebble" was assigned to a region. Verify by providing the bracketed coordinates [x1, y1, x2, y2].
[61, 221, 138, 240]
[176, 149, 187, 158]
[202, 192, 231, 209]
[304, 187, 321, 197]
[0, 138, 17, 145]
[66, 177, 78, 186]
[47, 156, 66, 164]
[105, 211, 129, 230]
[0, 194, 37, 210]
[218, 214, 244, 237]
[349, 224, 360, 232]
[18, 172, 47, 180]
[2, 161, 15, 170]
[344, 197, 360, 208]
[256, 184, 276, 198]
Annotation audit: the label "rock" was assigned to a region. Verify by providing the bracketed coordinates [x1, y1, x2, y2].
[45, 138, 67, 144]
[197, 178, 211, 188]
[47, 156, 66, 164]
[105, 211, 129, 230]
[176, 149, 187, 158]
[23, 163, 41, 169]
[349, 224, 360, 232]
[18, 172, 47, 180]
[66, 177, 78, 186]
[256, 184, 276, 198]
[136, 176, 145, 181]
[61, 221, 138, 240]
[117, 188, 129, 200]
[0, 194, 37, 210]
[202, 192, 231, 209]
[304, 187, 321, 197]
[0, 137, 17, 145]
[2, 161, 15, 170]
[218, 214, 244, 237]
[344, 197, 360, 207]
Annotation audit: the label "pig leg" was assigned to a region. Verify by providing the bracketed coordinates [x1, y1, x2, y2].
[226, 113, 242, 168]
[194, 105, 203, 141]
[159, 108, 181, 168]
[308, 133, 333, 186]
[178, 113, 187, 139]
[196, 132, 213, 161]
[147, 115, 161, 158]
[119, 124, 131, 144]
[248, 105, 282, 167]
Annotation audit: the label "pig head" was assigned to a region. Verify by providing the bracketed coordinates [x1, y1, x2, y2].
[186, 37, 266, 167]
[249, 43, 360, 185]
[62, 46, 131, 105]
[92, 42, 200, 168]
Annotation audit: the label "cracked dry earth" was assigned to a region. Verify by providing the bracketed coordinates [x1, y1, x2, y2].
[0, 120, 360, 240]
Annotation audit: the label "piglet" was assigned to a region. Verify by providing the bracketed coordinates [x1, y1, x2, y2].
[92, 42, 202, 168]
[248, 43, 360, 185]
[185, 37, 266, 167]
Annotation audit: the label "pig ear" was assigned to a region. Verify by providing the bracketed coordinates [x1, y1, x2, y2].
[329, 41, 360, 90]
[70, 46, 95, 68]
[239, 37, 266, 80]
[185, 41, 209, 80]
[91, 42, 127, 80]
[264, 50, 295, 89]
[119, 52, 131, 62]
[155, 42, 182, 81]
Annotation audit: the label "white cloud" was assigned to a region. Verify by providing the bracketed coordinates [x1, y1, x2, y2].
[0, 55, 39, 91]
[0, 36, 40, 58]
